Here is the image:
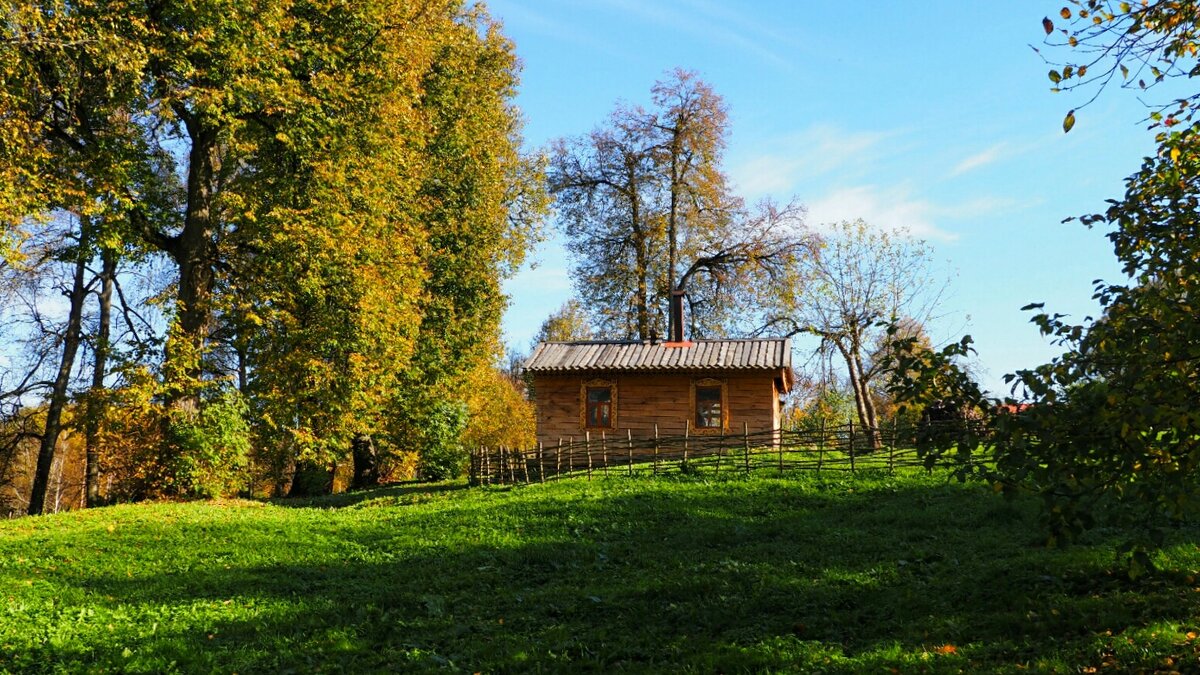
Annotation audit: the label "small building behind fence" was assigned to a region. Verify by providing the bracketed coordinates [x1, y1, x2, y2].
[523, 294, 794, 452]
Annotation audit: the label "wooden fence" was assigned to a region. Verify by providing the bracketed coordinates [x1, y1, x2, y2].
[469, 420, 985, 486]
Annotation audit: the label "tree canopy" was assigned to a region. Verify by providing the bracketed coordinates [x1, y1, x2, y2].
[0, 0, 545, 505]
[892, 0, 1200, 572]
[549, 69, 810, 340]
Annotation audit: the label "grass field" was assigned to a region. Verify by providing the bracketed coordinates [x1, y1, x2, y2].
[1, 469, 1198, 673]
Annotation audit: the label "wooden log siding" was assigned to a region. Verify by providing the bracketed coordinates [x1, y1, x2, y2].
[532, 372, 780, 449]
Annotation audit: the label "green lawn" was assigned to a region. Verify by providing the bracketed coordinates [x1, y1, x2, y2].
[1, 470, 1198, 673]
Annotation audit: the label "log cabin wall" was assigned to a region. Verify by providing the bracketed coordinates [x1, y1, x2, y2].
[531, 371, 781, 448]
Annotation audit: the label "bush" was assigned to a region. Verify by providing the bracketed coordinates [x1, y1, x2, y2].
[417, 401, 468, 481]
[165, 387, 252, 498]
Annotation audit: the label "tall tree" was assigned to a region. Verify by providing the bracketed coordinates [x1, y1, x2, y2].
[2, 1, 544, 498]
[890, 2, 1200, 571]
[773, 220, 944, 449]
[533, 300, 593, 344]
[550, 106, 663, 339]
[549, 70, 810, 340]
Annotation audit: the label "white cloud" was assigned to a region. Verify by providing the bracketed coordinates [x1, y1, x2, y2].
[804, 185, 958, 241]
[949, 144, 1006, 177]
[591, 0, 794, 70]
[731, 125, 897, 199]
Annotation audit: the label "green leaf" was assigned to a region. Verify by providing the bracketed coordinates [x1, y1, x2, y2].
[1049, 69, 1062, 84]
[1063, 110, 1076, 133]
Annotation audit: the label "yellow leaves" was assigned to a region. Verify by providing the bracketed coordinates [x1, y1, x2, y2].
[1061, 7, 1072, 19]
[1120, 1, 1132, 12]
[1063, 110, 1076, 133]
[933, 644, 958, 655]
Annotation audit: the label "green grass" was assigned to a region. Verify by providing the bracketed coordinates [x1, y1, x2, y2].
[1, 470, 1198, 673]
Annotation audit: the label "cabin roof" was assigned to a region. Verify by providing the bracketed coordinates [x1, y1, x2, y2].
[524, 338, 792, 374]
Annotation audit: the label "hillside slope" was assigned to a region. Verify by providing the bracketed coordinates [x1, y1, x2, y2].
[1, 471, 1198, 673]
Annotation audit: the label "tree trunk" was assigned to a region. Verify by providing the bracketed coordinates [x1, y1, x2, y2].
[84, 248, 115, 508]
[668, 133, 679, 292]
[836, 339, 881, 453]
[165, 122, 220, 415]
[289, 460, 335, 497]
[853, 348, 882, 450]
[628, 165, 650, 340]
[351, 433, 381, 490]
[28, 240, 90, 515]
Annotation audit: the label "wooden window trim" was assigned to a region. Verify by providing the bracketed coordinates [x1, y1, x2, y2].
[580, 378, 617, 430]
[690, 377, 728, 435]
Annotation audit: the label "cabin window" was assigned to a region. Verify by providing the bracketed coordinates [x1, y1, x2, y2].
[695, 386, 722, 428]
[580, 379, 617, 429]
[691, 377, 727, 433]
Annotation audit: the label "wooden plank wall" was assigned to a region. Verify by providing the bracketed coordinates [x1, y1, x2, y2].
[532, 372, 780, 448]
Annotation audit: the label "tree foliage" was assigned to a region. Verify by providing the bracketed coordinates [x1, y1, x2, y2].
[549, 69, 811, 340]
[533, 300, 592, 344]
[892, 1, 1200, 573]
[775, 220, 944, 448]
[0, 0, 545, 505]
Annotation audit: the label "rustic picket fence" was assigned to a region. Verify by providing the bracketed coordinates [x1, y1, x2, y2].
[469, 420, 985, 486]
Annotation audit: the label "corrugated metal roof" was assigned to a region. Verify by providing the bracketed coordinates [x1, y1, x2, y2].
[524, 338, 792, 373]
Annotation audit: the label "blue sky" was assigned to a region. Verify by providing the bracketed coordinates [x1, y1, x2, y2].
[492, 0, 1163, 396]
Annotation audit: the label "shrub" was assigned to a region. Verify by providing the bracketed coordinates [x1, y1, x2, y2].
[416, 401, 468, 481]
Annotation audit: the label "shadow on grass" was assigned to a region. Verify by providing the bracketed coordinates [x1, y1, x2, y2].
[267, 480, 469, 509]
[10, 477, 1200, 673]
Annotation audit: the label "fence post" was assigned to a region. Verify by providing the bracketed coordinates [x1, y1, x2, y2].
[743, 421, 750, 475]
[778, 427, 785, 474]
[539, 442, 545, 484]
[654, 424, 660, 476]
[556, 438, 563, 479]
[817, 419, 826, 476]
[601, 431, 609, 477]
[889, 418, 897, 475]
[715, 429, 724, 478]
[585, 431, 592, 480]
[522, 446, 530, 483]
[627, 429, 634, 477]
[569, 436, 575, 474]
[483, 446, 490, 485]
[848, 418, 856, 474]
[683, 419, 690, 467]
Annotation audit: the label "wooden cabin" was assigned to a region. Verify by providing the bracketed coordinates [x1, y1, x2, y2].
[523, 336, 793, 447]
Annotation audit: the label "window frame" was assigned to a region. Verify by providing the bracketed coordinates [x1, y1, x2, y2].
[690, 377, 728, 434]
[579, 378, 617, 430]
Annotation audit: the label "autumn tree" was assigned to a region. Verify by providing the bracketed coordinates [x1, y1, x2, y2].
[2, 1, 544, 500]
[549, 69, 810, 340]
[533, 300, 592, 344]
[770, 220, 944, 450]
[890, 2, 1200, 572]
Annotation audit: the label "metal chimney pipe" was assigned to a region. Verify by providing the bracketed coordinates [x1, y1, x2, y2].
[669, 290, 685, 343]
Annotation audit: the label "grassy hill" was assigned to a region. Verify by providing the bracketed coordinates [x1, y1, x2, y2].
[1, 469, 1198, 673]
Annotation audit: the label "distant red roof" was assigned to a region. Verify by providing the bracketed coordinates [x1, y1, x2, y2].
[996, 403, 1033, 415]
